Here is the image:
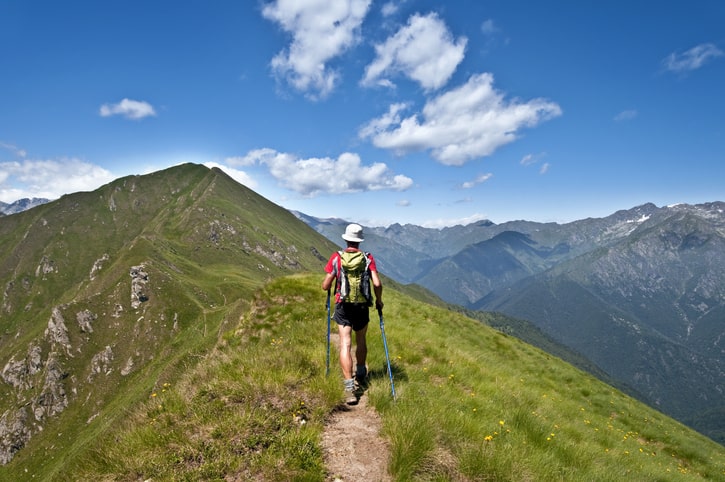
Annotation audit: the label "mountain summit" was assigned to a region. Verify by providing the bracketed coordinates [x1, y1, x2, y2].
[0, 163, 335, 465]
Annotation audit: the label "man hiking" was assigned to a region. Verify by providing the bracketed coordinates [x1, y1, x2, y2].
[322, 223, 384, 404]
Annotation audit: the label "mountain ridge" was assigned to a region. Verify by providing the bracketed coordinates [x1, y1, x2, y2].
[0, 163, 337, 466]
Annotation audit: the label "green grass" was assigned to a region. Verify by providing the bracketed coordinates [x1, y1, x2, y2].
[0, 164, 341, 479]
[56, 274, 724, 481]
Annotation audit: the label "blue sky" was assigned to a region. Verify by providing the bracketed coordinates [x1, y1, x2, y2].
[1, 1, 724, 227]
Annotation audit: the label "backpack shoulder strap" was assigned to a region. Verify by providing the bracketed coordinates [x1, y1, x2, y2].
[332, 251, 343, 276]
[364, 252, 372, 267]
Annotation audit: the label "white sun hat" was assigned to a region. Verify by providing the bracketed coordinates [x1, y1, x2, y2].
[341, 223, 365, 242]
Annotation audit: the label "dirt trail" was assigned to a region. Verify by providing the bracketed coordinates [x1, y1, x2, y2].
[321, 333, 392, 482]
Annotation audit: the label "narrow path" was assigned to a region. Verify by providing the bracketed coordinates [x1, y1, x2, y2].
[321, 333, 392, 482]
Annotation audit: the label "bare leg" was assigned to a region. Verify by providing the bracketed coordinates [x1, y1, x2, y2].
[355, 325, 368, 371]
[338, 324, 354, 380]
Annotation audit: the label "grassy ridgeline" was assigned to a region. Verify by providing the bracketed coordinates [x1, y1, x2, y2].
[56, 274, 725, 481]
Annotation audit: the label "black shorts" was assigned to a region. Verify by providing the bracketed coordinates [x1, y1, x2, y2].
[333, 303, 370, 332]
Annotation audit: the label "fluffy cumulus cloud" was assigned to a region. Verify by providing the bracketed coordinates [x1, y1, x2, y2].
[236, 148, 412, 197]
[361, 12, 467, 91]
[663, 43, 723, 73]
[0, 158, 115, 202]
[99, 98, 156, 120]
[204, 162, 257, 189]
[360, 73, 562, 165]
[262, 0, 372, 99]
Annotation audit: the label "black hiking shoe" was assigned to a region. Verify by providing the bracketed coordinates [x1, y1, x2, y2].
[354, 375, 368, 394]
[355, 367, 368, 385]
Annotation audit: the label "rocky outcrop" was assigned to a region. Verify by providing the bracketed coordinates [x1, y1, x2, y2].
[89, 254, 109, 280]
[76, 309, 97, 333]
[1, 305, 77, 463]
[35, 255, 56, 279]
[45, 307, 71, 355]
[1, 345, 42, 392]
[32, 353, 68, 422]
[88, 346, 114, 382]
[0, 308, 74, 463]
[0, 342, 68, 463]
[130, 266, 149, 309]
[120, 356, 135, 376]
[0, 408, 32, 465]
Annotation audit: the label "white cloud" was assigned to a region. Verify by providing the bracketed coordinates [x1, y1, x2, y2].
[539, 162, 550, 175]
[0, 142, 27, 158]
[361, 12, 467, 91]
[421, 212, 489, 229]
[241, 148, 412, 197]
[99, 98, 157, 120]
[481, 19, 498, 36]
[360, 73, 562, 165]
[0, 158, 115, 202]
[380, 2, 399, 17]
[614, 109, 638, 121]
[663, 43, 723, 73]
[396, 199, 410, 207]
[204, 162, 257, 189]
[262, 0, 372, 99]
[357, 102, 409, 138]
[520, 154, 536, 166]
[225, 155, 257, 167]
[520, 152, 548, 166]
[461, 173, 493, 189]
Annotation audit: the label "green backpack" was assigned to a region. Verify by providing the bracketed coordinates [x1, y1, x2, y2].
[337, 250, 373, 305]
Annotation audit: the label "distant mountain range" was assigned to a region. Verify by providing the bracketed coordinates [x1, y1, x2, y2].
[0, 197, 50, 216]
[297, 202, 725, 444]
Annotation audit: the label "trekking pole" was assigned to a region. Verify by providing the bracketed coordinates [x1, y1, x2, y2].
[378, 307, 396, 401]
[326, 289, 331, 376]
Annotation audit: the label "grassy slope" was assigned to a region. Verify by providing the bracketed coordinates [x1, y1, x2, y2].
[0, 164, 338, 479]
[44, 274, 725, 482]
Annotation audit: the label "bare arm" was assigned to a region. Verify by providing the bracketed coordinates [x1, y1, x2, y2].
[371, 270, 383, 311]
[321, 272, 335, 291]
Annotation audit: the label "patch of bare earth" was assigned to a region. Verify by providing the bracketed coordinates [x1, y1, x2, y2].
[322, 333, 392, 482]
